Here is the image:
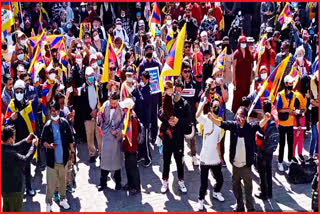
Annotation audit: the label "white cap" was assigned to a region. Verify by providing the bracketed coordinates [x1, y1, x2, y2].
[15, 30, 25, 38]
[89, 54, 97, 62]
[284, 75, 295, 84]
[119, 98, 134, 109]
[200, 31, 207, 37]
[14, 79, 26, 90]
[85, 66, 95, 76]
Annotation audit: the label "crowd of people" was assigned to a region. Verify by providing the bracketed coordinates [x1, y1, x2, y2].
[1, 2, 319, 212]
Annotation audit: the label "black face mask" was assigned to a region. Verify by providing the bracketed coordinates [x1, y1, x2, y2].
[172, 26, 178, 31]
[2, 44, 7, 50]
[109, 32, 114, 37]
[213, 106, 220, 115]
[53, 58, 59, 63]
[146, 52, 153, 59]
[287, 85, 293, 91]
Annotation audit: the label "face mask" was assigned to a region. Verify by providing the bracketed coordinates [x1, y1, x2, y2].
[140, 82, 145, 87]
[49, 73, 56, 81]
[127, 77, 133, 82]
[2, 44, 7, 50]
[17, 54, 24, 61]
[91, 62, 98, 68]
[88, 76, 95, 83]
[76, 58, 82, 65]
[53, 58, 59, 63]
[15, 92, 24, 101]
[146, 52, 153, 59]
[260, 73, 268, 80]
[81, 7, 86, 12]
[51, 115, 60, 121]
[93, 25, 99, 30]
[173, 91, 181, 102]
[302, 36, 309, 41]
[297, 56, 304, 64]
[97, 60, 102, 66]
[116, 25, 122, 31]
[167, 20, 172, 25]
[121, 13, 125, 18]
[20, 39, 27, 46]
[287, 85, 293, 91]
[94, 35, 100, 41]
[93, 6, 98, 10]
[172, 26, 178, 31]
[208, 17, 213, 22]
[213, 106, 220, 115]
[240, 43, 247, 49]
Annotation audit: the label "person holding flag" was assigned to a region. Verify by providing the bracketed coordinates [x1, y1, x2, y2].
[291, 21, 313, 62]
[254, 34, 276, 76]
[97, 92, 124, 192]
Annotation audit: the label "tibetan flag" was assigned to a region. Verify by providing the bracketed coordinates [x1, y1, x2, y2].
[160, 24, 186, 92]
[101, 34, 118, 83]
[1, 2, 15, 32]
[166, 30, 175, 52]
[288, 66, 300, 90]
[219, 16, 225, 31]
[122, 106, 133, 147]
[58, 40, 68, 75]
[79, 22, 91, 40]
[144, 2, 151, 24]
[257, 34, 268, 57]
[28, 45, 45, 82]
[214, 47, 227, 69]
[278, 3, 293, 31]
[149, 2, 161, 38]
[37, 9, 44, 35]
[42, 79, 56, 123]
[31, 28, 36, 37]
[248, 54, 291, 116]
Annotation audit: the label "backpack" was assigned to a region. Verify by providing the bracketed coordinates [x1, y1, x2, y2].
[263, 119, 279, 154]
[288, 159, 317, 184]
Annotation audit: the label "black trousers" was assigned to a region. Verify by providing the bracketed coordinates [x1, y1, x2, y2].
[199, 164, 224, 200]
[150, 93, 160, 143]
[25, 162, 32, 190]
[100, 169, 121, 187]
[162, 143, 184, 180]
[138, 127, 152, 162]
[125, 152, 141, 190]
[278, 125, 293, 163]
[257, 153, 273, 197]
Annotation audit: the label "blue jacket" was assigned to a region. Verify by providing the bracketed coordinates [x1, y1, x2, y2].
[293, 28, 313, 62]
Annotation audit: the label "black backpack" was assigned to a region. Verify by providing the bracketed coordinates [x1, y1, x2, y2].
[288, 159, 317, 184]
[263, 119, 279, 154]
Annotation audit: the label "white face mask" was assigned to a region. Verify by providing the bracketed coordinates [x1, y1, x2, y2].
[93, 25, 99, 30]
[167, 20, 172, 25]
[51, 115, 60, 121]
[140, 82, 145, 87]
[297, 56, 304, 64]
[76, 58, 83, 65]
[240, 43, 247, 49]
[49, 73, 56, 81]
[17, 54, 24, 61]
[15, 92, 24, 101]
[81, 7, 86, 12]
[116, 25, 122, 31]
[127, 77, 133, 82]
[20, 39, 27, 46]
[94, 35, 100, 41]
[91, 62, 98, 69]
[261, 72, 268, 80]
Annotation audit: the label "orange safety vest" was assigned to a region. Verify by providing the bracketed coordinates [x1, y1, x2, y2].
[278, 90, 295, 126]
[293, 91, 307, 110]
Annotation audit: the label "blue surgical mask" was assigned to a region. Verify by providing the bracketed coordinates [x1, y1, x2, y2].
[88, 76, 95, 83]
[240, 43, 247, 49]
[97, 60, 102, 66]
[17, 54, 24, 61]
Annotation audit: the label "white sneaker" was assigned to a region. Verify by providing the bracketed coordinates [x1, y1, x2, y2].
[198, 199, 204, 211]
[59, 199, 70, 210]
[278, 162, 284, 172]
[192, 156, 199, 166]
[46, 203, 52, 212]
[212, 191, 225, 202]
[161, 180, 169, 193]
[178, 180, 187, 193]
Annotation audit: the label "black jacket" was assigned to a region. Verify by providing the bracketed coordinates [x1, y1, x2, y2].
[220, 120, 260, 167]
[2, 140, 36, 193]
[41, 118, 74, 168]
[132, 83, 152, 127]
[159, 97, 191, 150]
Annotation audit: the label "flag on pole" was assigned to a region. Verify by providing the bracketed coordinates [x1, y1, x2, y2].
[214, 47, 227, 69]
[159, 24, 186, 92]
[101, 34, 118, 83]
[1, 2, 15, 32]
[248, 54, 291, 116]
[37, 9, 44, 35]
[288, 66, 300, 90]
[122, 105, 133, 147]
[165, 30, 175, 52]
[257, 34, 268, 57]
[149, 2, 162, 37]
[79, 22, 91, 40]
[144, 2, 151, 24]
[278, 3, 293, 30]
[28, 45, 45, 82]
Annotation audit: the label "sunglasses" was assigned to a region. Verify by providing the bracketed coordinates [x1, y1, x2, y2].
[183, 69, 191, 73]
[15, 90, 24, 94]
[184, 46, 191, 49]
[109, 67, 117, 71]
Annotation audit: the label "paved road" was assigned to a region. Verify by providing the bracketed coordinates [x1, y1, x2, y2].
[23, 84, 314, 212]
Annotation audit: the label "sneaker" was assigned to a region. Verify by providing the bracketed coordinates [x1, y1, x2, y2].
[178, 180, 187, 193]
[192, 156, 199, 166]
[115, 183, 122, 191]
[254, 193, 268, 200]
[278, 162, 284, 172]
[292, 157, 298, 163]
[212, 191, 225, 202]
[298, 154, 305, 162]
[53, 191, 60, 202]
[143, 159, 152, 167]
[137, 157, 145, 163]
[198, 199, 204, 211]
[89, 156, 96, 163]
[26, 188, 36, 196]
[161, 180, 169, 193]
[46, 203, 52, 212]
[59, 199, 70, 210]
[66, 184, 74, 193]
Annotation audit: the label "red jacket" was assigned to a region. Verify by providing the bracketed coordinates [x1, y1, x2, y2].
[123, 115, 138, 153]
[254, 48, 276, 76]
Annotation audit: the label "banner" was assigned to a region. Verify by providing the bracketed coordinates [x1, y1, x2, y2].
[146, 67, 161, 94]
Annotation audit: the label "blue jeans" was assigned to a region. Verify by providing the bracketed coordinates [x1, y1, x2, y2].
[309, 124, 319, 157]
